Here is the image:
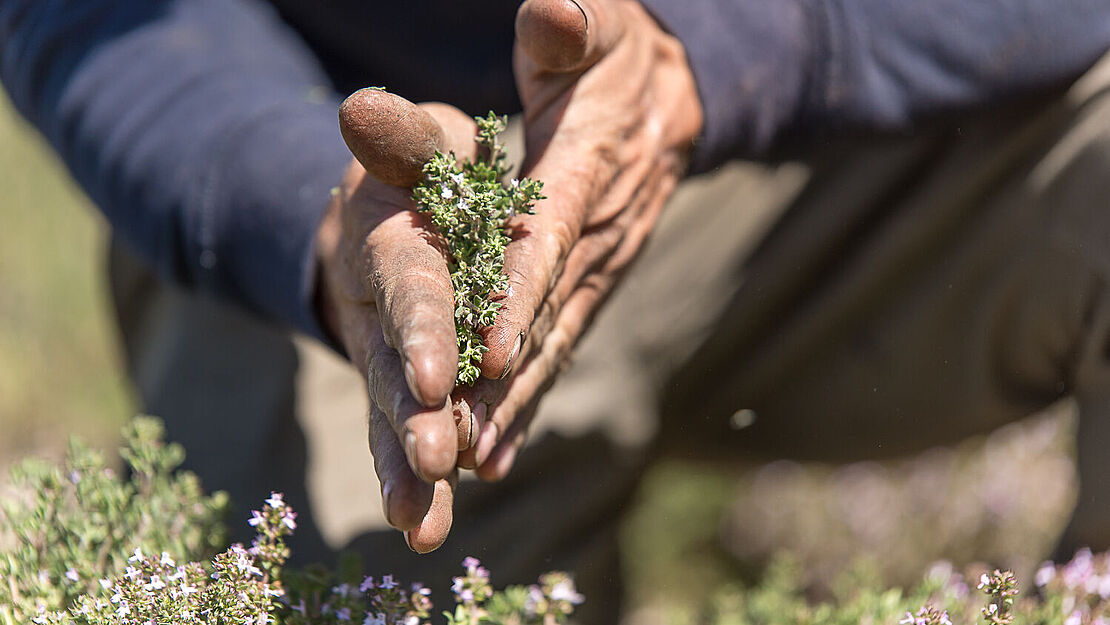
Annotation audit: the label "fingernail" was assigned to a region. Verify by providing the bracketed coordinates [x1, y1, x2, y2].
[499, 333, 523, 380]
[468, 411, 478, 448]
[404, 360, 427, 406]
[381, 481, 395, 525]
[474, 421, 500, 466]
[404, 432, 424, 480]
[403, 530, 418, 552]
[568, 0, 588, 29]
[473, 402, 488, 426]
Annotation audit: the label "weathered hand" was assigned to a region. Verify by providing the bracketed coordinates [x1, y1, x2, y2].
[455, 0, 704, 477]
[315, 90, 479, 552]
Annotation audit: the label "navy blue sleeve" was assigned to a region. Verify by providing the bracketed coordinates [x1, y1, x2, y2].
[0, 0, 350, 340]
[640, 0, 1110, 171]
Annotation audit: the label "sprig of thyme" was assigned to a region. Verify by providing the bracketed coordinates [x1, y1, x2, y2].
[412, 113, 544, 385]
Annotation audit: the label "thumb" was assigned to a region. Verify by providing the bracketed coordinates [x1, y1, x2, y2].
[515, 0, 625, 75]
[338, 88, 445, 188]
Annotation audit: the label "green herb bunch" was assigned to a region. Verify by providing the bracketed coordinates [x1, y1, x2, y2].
[412, 113, 544, 385]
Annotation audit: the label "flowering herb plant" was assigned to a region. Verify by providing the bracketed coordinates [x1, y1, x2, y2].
[411, 113, 544, 385]
[0, 418, 581, 625]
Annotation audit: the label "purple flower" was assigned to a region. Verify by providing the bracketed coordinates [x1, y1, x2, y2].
[550, 579, 584, 605]
[360, 576, 375, 592]
[525, 585, 544, 616]
[462, 556, 481, 570]
[380, 574, 398, 590]
[1035, 563, 1056, 587]
[1064, 548, 1095, 590]
[282, 509, 298, 530]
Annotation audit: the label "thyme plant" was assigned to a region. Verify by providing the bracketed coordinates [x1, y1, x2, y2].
[0, 417, 582, 625]
[412, 113, 544, 385]
[0, 417, 227, 623]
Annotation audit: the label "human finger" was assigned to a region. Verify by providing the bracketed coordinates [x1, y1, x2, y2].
[474, 275, 609, 482]
[455, 175, 654, 463]
[404, 471, 457, 554]
[341, 99, 481, 409]
[480, 23, 658, 379]
[364, 208, 458, 408]
[367, 340, 458, 482]
[454, 200, 634, 465]
[475, 126, 659, 378]
[339, 88, 444, 188]
[515, 0, 625, 75]
[468, 159, 675, 476]
[368, 404, 435, 531]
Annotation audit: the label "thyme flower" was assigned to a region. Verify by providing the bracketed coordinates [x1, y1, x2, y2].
[412, 113, 544, 385]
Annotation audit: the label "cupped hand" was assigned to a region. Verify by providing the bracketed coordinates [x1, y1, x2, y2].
[454, 0, 704, 478]
[315, 89, 479, 553]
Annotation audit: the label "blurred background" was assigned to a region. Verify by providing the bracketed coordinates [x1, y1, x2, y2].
[0, 89, 1081, 618]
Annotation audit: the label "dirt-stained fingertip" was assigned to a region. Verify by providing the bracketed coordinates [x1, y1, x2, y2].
[403, 478, 455, 553]
[516, 0, 589, 72]
[338, 88, 444, 188]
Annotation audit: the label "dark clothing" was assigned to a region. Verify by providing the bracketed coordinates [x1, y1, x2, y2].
[3, 0, 1109, 342]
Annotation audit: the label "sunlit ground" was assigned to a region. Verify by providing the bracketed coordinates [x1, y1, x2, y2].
[0, 91, 1077, 619]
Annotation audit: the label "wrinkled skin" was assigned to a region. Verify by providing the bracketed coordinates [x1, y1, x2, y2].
[316, 97, 476, 553]
[457, 0, 703, 479]
[315, 0, 703, 552]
